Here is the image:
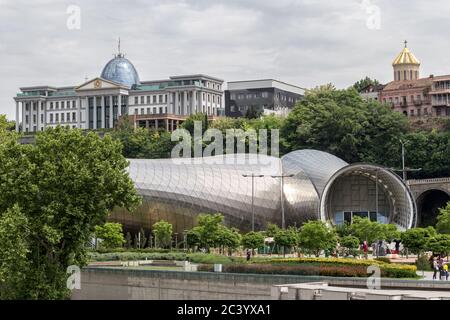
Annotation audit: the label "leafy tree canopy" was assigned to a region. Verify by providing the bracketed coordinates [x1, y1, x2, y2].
[281, 86, 408, 164]
[94, 222, 125, 249]
[0, 127, 140, 299]
[352, 77, 380, 93]
[152, 220, 173, 249]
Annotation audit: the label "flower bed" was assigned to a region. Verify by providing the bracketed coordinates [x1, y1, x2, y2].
[198, 263, 417, 278]
[198, 257, 418, 279]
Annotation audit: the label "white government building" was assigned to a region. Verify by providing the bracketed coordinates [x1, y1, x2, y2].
[14, 46, 224, 133]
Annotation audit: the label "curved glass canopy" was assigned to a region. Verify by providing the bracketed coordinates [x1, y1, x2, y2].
[109, 150, 417, 233]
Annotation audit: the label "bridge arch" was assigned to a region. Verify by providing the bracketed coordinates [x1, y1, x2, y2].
[416, 189, 450, 227]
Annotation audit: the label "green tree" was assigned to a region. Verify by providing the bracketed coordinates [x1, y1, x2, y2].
[152, 220, 173, 249]
[298, 221, 337, 257]
[274, 228, 299, 257]
[401, 227, 436, 256]
[94, 223, 125, 249]
[0, 205, 30, 299]
[427, 234, 450, 257]
[281, 86, 407, 164]
[216, 226, 242, 255]
[194, 213, 225, 252]
[380, 223, 401, 241]
[339, 235, 360, 257]
[181, 113, 209, 135]
[349, 217, 384, 244]
[352, 76, 380, 93]
[187, 227, 202, 249]
[112, 117, 174, 159]
[241, 231, 265, 255]
[436, 202, 450, 234]
[0, 126, 140, 299]
[265, 223, 281, 237]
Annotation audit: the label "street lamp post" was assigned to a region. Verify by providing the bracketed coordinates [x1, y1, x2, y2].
[175, 233, 178, 249]
[242, 173, 265, 231]
[271, 174, 294, 229]
[183, 230, 188, 251]
[390, 139, 422, 182]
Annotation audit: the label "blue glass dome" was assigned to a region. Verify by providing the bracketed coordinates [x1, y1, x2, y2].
[100, 54, 140, 87]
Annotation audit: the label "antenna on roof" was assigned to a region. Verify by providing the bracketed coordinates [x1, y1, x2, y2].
[116, 37, 124, 58]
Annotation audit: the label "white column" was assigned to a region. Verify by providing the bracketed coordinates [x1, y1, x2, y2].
[15, 101, 19, 132]
[198, 91, 203, 113]
[101, 96, 105, 129]
[109, 95, 113, 128]
[190, 90, 195, 115]
[93, 96, 97, 130]
[118, 94, 122, 118]
[184, 91, 189, 115]
[77, 97, 81, 128]
[22, 102, 25, 132]
[168, 93, 173, 114]
[37, 101, 40, 130]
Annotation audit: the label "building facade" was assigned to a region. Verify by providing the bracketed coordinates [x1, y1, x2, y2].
[14, 49, 224, 133]
[378, 42, 450, 118]
[224, 79, 305, 118]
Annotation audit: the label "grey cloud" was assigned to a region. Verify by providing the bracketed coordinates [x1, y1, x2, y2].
[2, 0, 450, 119]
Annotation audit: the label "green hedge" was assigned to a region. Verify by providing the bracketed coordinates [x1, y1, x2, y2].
[89, 252, 238, 264]
[89, 252, 187, 262]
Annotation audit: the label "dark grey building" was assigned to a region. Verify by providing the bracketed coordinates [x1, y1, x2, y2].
[225, 79, 305, 118]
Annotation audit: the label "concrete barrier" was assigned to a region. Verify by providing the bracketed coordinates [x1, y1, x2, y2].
[71, 267, 450, 300]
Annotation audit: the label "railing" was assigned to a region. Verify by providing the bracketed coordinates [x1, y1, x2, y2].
[408, 177, 450, 185]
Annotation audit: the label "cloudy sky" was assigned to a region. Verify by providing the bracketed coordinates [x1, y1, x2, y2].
[1, 0, 450, 119]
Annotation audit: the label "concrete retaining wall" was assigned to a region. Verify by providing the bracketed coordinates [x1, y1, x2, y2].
[71, 267, 450, 300]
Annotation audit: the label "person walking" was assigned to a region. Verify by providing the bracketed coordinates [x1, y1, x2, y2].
[363, 240, 368, 259]
[433, 258, 439, 280]
[246, 250, 251, 262]
[444, 263, 449, 281]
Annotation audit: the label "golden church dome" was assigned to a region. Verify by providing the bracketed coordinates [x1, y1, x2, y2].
[392, 42, 420, 66]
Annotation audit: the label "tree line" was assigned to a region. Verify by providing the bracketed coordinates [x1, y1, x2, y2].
[110, 86, 450, 179]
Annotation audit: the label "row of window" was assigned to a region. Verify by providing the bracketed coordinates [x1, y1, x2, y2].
[383, 94, 425, 105]
[434, 81, 450, 91]
[405, 108, 430, 116]
[24, 100, 77, 112]
[49, 112, 77, 123]
[230, 92, 270, 100]
[132, 93, 222, 105]
[134, 95, 167, 105]
[134, 107, 167, 115]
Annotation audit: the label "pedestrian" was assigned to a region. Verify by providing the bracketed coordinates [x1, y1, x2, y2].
[433, 258, 439, 280]
[363, 240, 368, 259]
[246, 250, 251, 262]
[444, 264, 449, 281]
[395, 240, 401, 255]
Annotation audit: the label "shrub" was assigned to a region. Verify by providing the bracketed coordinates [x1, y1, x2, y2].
[88, 251, 187, 262]
[375, 257, 391, 264]
[416, 255, 432, 271]
[187, 253, 233, 265]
